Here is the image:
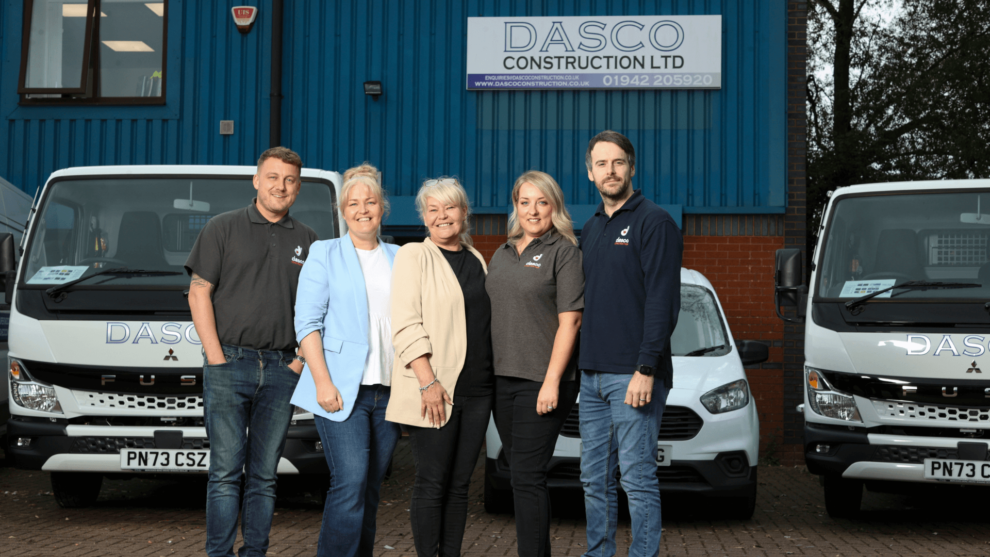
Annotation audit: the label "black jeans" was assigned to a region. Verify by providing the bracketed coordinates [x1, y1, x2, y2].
[407, 393, 493, 557]
[493, 376, 580, 557]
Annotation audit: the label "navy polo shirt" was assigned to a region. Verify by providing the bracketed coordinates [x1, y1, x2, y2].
[579, 190, 683, 386]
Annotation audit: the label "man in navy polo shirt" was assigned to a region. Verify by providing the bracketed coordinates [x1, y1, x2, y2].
[578, 130, 683, 557]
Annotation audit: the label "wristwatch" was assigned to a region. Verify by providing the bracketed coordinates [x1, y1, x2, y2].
[635, 364, 655, 377]
[293, 355, 307, 365]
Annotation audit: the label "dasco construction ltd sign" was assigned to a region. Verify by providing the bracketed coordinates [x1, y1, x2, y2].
[466, 15, 722, 90]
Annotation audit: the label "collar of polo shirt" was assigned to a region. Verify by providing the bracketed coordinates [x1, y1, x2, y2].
[594, 189, 646, 217]
[248, 198, 295, 228]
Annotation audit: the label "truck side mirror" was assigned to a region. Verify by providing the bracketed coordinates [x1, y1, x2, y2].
[0, 233, 14, 273]
[774, 248, 807, 323]
[1, 233, 14, 306]
[736, 340, 770, 366]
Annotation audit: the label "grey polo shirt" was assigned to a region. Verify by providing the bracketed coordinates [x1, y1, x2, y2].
[184, 200, 318, 351]
[485, 230, 585, 382]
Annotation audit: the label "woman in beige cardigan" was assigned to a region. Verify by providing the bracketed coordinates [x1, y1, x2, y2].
[387, 178, 493, 557]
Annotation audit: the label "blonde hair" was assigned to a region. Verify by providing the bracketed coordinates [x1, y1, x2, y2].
[415, 177, 473, 247]
[507, 171, 578, 246]
[340, 163, 390, 218]
[342, 162, 378, 183]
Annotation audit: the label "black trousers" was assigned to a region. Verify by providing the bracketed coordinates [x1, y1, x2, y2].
[407, 393, 493, 557]
[493, 376, 580, 557]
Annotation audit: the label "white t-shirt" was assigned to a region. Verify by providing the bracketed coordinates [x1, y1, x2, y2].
[355, 244, 393, 386]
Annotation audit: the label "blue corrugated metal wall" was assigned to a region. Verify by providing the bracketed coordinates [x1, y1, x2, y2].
[1, 0, 786, 225]
[282, 0, 787, 225]
[0, 0, 273, 195]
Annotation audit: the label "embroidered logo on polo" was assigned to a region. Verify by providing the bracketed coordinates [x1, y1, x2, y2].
[291, 245, 306, 266]
[615, 226, 631, 245]
[525, 254, 544, 268]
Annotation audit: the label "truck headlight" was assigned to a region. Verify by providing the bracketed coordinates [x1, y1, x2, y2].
[700, 379, 750, 414]
[12, 382, 63, 413]
[806, 367, 861, 422]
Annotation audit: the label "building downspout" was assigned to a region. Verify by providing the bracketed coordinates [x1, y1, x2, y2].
[270, 0, 284, 147]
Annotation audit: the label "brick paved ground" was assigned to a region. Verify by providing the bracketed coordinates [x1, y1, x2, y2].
[2, 439, 988, 557]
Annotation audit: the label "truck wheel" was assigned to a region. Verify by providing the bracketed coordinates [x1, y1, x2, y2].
[51, 472, 103, 508]
[483, 461, 513, 515]
[822, 475, 862, 518]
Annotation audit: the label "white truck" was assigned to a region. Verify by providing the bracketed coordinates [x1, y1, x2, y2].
[775, 179, 990, 517]
[1, 176, 34, 442]
[3, 165, 337, 506]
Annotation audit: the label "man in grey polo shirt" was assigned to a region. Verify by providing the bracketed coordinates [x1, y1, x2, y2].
[186, 146, 318, 557]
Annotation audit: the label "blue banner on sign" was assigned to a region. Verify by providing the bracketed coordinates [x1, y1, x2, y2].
[467, 73, 719, 90]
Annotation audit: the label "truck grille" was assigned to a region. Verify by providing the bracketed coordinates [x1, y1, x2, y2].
[872, 400, 990, 424]
[873, 446, 961, 464]
[74, 391, 204, 411]
[72, 437, 210, 454]
[558, 405, 703, 441]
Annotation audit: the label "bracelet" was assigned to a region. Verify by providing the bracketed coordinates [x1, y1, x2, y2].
[419, 377, 439, 392]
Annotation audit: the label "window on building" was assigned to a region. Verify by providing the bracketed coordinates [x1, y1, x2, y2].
[17, 0, 168, 103]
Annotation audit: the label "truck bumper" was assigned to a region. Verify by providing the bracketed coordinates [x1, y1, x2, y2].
[804, 422, 990, 485]
[6, 417, 327, 475]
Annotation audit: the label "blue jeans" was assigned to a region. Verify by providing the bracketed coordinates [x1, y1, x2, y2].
[203, 344, 300, 557]
[579, 371, 669, 557]
[314, 384, 401, 557]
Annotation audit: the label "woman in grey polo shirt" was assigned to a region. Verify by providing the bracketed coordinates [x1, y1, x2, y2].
[485, 170, 584, 557]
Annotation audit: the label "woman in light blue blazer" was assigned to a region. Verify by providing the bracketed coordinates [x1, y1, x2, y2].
[291, 164, 401, 557]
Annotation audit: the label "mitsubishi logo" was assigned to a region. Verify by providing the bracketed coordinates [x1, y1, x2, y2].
[967, 361, 982, 373]
[164, 348, 178, 362]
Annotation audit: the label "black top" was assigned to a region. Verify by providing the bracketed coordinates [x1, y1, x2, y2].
[184, 200, 318, 351]
[439, 246, 494, 397]
[579, 190, 683, 388]
[486, 230, 584, 382]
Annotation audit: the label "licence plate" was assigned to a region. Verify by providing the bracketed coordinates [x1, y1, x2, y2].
[923, 458, 990, 483]
[656, 444, 672, 467]
[120, 449, 210, 471]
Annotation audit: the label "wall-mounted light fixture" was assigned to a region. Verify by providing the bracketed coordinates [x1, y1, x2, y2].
[364, 81, 383, 101]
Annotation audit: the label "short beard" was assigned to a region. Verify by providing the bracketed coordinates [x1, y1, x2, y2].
[596, 178, 631, 202]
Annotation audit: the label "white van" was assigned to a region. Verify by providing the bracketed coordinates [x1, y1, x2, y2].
[3, 165, 337, 506]
[774, 179, 990, 517]
[484, 268, 767, 519]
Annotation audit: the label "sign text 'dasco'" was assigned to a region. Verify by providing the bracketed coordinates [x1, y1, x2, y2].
[467, 16, 721, 91]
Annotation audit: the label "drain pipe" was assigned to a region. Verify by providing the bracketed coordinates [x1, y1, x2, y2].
[270, 0, 284, 147]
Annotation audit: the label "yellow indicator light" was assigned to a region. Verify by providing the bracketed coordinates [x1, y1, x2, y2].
[807, 370, 820, 390]
[10, 360, 22, 380]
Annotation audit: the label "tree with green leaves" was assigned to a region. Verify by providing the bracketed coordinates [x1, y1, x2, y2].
[807, 0, 990, 242]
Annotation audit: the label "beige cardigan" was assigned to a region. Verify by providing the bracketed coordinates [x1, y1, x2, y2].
[386, 238, 488, 427]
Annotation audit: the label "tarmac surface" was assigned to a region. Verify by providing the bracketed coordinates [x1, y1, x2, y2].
[2, 438, 988, 556]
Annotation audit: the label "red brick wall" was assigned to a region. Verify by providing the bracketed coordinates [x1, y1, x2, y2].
[683, 236, 787, 458]
[471, 234, 506, 263]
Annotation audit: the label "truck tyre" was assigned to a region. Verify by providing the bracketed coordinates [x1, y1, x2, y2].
[483, 460, 513, 515]
[822, 475, 862, 518]
[51, 472, 103, 508]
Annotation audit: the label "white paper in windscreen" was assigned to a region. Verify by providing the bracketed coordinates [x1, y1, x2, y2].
[838, 279, 897, 298]
[26, 266, 89, 284]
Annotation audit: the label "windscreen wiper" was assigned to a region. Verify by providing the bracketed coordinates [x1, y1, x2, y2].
[683, 344, 727, 357]
[844, 280, 981, 315]
[46, 267, 183, 299]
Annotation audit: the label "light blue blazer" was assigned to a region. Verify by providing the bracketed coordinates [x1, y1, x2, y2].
[290, 234, 399, 421]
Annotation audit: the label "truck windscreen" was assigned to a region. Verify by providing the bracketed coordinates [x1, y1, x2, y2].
[816, 190, 990, 301]
[20, 177, 337, 289]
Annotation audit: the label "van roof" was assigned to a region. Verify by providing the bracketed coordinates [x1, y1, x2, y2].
[45, 165, 338, 181]
[832, 179, 990, 198]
